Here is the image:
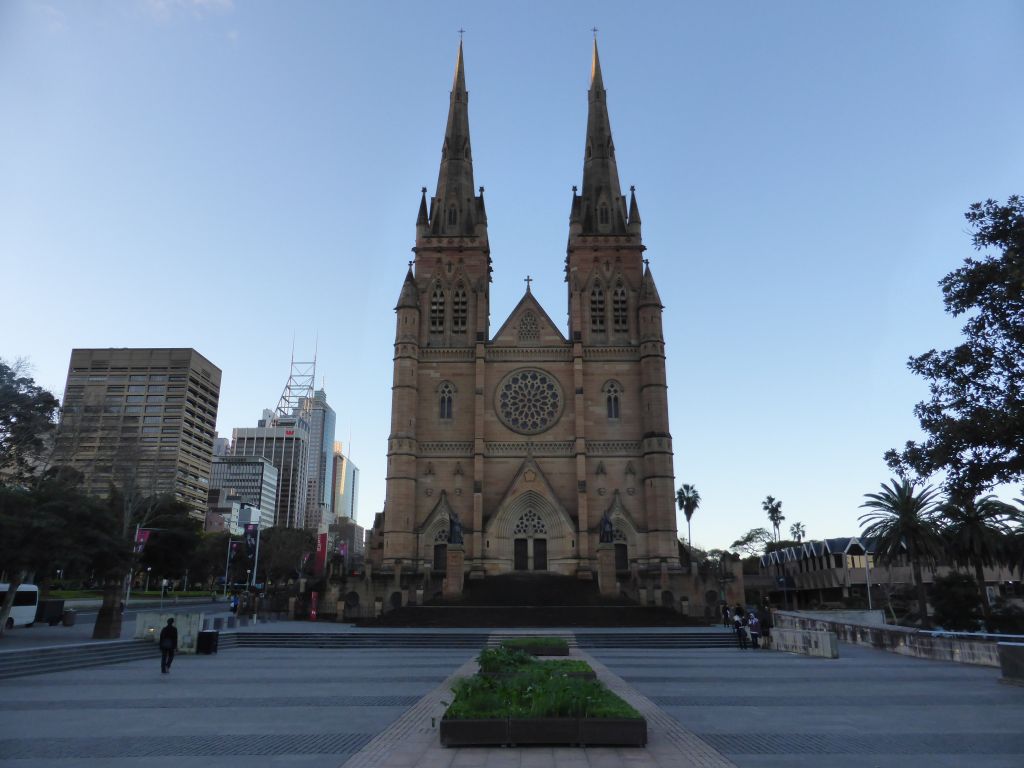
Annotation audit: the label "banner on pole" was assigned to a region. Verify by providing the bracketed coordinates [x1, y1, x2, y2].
[133, 529, 151, 554]
[229, 540, 240, 562]
[314, 532, 328, 577]
[244, 524, 258, 565]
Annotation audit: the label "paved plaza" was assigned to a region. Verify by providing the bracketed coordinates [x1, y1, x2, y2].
[0, 628, 1022, 767]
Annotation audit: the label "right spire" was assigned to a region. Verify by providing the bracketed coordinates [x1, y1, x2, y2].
[577, 38, 627, 235]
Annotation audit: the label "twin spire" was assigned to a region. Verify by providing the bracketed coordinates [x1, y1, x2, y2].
[421, 39, 639, 238]
[425, 41, 484, 237]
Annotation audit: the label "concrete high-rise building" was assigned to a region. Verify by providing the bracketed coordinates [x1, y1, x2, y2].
[56, 348, 221, 518]
[302, 389, 336, 532]
[209, 455, 278, 521]
[232, 410, 309, 529]
[332, 441, 360, 522]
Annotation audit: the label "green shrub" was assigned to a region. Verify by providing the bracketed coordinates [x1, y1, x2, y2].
[445, 665, 637, 721]
[500, 636, 569, 653]
[477, 647, 534, 674]
[931, 573, 983, 631]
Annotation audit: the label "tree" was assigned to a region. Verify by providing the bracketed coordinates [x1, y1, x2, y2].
[0, 359, 60, 483]
[762, 496, 784, 542]
[930, 573, 983, 632]
[0, 469, 126, 635]
[860, 479, 944, 627]
[257, 527, 316, 585]
[730, 527, 773, 557]
[675, 483, 701, 556]
[886, 196, 1024, 498]
[139, 499, 203, 585]
[940, 495, 1014, 624]
[789, 522, 806, 542]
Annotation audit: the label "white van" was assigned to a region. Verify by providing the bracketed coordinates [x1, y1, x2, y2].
[0, 583, 39, 629]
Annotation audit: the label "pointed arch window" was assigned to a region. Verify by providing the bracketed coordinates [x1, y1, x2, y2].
[452, 283, 468, 333]
[590, 283, 606, 332]
[439, 381, 455, 420]
[447, 205, 457, 227]
[599, 204, 610, 226]
[612, 282, 628, 332]
[603, 380, 622, 420]
[430, 284, 445, 332]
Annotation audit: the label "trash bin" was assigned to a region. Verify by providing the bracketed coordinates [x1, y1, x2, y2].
[196, 629, 219, 654]
[61, 609, 76, 627]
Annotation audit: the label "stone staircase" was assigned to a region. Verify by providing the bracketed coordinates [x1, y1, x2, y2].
[0, 640, 156, 680]
[0, 628, 737, 680]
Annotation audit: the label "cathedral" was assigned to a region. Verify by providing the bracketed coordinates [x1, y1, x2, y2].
[364, 41, 697, 611]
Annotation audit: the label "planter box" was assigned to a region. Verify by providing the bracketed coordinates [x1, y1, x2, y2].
[579, 717, 647, 747]
[440, 718, 509, 747]
[440, 716, 646, 747]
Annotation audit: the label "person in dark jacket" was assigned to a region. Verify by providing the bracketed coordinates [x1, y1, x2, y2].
[159, 618, 178, 673]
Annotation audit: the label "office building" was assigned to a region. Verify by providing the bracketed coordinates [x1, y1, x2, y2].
[232, 410, 309, 529]
[303, 389, 336, 532]
[57, 348, 221, 518]
[209, 454, 279, 519]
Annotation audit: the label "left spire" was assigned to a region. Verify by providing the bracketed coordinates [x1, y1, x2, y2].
[427, 40, 479, 236]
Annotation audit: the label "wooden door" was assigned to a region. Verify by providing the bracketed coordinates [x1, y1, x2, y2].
[514, 538, 528, 570]
[533, 539, 547, 571]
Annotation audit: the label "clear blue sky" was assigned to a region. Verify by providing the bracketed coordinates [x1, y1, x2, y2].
[2, 1, 1022, 549]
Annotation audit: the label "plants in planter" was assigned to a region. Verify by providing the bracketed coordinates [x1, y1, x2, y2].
[477, 648, 595, 679]
[499, 636, 570, 656]
[440, 663, 646, 747]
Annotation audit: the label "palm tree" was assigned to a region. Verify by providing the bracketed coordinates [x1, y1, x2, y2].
[762, 496, 784, 542]
[860, 479, 944, 628]
[940, 495, 1014, 624]
[675, 484, 701, 557]
[789, 522, 806, 542]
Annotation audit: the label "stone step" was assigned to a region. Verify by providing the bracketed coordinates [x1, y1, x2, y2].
[0, 640, 155, 680]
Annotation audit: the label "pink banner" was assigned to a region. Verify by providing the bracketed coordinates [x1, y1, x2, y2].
[309, 591, 319, 622]
[133, 529, 151, 554]
[313, 532, 328, 577]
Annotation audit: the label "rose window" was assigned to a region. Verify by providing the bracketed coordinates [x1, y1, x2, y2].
[496, 368, 563, 435]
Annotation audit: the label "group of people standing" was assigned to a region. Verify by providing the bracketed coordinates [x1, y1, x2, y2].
[723, 603, 771, 650]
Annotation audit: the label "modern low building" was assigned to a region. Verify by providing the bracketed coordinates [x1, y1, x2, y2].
[56, 348, 221, 518]
[753, 537, 1020, 610]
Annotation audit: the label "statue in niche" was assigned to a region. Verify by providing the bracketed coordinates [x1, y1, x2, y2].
[449, 512, 464, 545]
[599, 512, 614, 544]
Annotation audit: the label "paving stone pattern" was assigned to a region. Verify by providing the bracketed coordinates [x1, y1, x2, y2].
[591, 643, 1024, 768]
[0, 646, 472, 767]
[3, 630, 1023, 767]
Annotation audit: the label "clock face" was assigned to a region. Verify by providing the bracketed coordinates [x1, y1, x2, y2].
[495, 368, 564, 435]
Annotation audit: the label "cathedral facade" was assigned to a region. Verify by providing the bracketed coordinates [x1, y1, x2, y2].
[367, 42, 684, 601]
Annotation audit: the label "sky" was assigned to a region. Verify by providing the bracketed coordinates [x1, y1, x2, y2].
[2, 1, 1022, 550]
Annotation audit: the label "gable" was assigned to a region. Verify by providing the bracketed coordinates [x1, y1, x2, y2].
[491, 292, 567, 347]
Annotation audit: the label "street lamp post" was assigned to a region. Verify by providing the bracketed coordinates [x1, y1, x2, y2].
[144, 567, 152, 594]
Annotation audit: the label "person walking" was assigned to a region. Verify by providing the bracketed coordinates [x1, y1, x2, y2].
[748, 612, 761, 649]
[733, 611, 749, 649]
[721, 603, 731, 628]
[159, 618, 178, 674]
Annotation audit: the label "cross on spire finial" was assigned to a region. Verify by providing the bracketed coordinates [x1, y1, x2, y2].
[591, 26, 598, 38]
[524, 275, 533, 292]
[458, 28, 465, 41]
[408, 260, 414, 269]
[643, 258, 650, 269]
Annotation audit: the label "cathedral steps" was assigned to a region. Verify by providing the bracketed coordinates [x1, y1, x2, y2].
[359, 605, 711, 628]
